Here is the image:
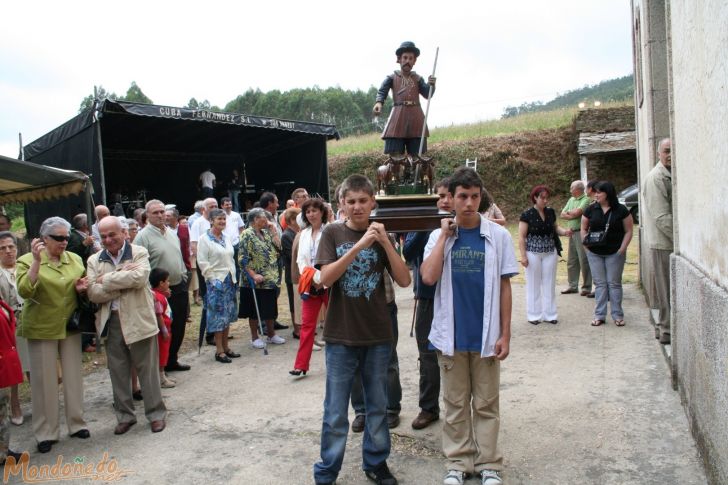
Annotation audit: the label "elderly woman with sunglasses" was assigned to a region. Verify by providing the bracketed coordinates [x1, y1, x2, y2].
[16, 217, 90, 454]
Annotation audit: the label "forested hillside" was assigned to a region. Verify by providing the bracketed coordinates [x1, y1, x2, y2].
[223, 87, 391, 137]
[79, 84, 392, 138]
[502, 74, 633, 118]
[79, 74, 633, 138]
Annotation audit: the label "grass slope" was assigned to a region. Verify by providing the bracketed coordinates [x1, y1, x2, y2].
[327, 101, 630, 219]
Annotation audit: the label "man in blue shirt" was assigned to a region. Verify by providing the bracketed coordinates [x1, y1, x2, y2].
[421, 168, 518, 485]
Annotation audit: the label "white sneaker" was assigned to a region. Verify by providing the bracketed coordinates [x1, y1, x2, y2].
[159, 372, 175, 388]
[443, 470, 466, 485]
[312, 343, 322, 351]
[480, 469, 502, 485]
[250, 338, 265, 349]
[267, 335, 286, 345]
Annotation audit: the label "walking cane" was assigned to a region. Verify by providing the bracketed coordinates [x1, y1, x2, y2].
[409, 297, 419, 338]
[243, 266, 268, 356]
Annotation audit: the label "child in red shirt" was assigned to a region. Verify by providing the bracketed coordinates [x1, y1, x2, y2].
[150, 268, 174, 388]
[1, 298, 23, 465]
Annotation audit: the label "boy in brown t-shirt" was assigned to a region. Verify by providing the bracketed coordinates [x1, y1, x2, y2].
[312, 175, 410, 485]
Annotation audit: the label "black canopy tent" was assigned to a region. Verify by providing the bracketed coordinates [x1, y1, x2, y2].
[0, 154, 93, 239]
[0, 154, 91, 205]
[23, 99, 339, 235]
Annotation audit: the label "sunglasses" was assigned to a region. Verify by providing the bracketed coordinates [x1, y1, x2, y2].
[47, 234, 70, 242]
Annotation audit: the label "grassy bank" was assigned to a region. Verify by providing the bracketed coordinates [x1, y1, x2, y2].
[328, 101, 631, 157]
[328, 107, 579, 157]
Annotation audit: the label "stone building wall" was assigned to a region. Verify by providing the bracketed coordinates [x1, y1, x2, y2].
[633, 1, 728, 483]
[585, 152, 637, 191]
[575, 106, 636, 133]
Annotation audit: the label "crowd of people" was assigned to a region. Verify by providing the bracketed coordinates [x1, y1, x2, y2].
[0, 168, 637, 485]
[0, 187, 315, 458]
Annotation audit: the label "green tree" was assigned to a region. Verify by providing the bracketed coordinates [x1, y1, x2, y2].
[78, 82, 152, 112]
[123, 81, 152, 104]
[186, 98, 211, 110]
[221, 85, 390, 137]
[224, 88, 264, 114]
[78, 85, 117, 112]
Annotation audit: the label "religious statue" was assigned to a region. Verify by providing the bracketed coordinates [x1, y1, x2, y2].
[373, 41, 437, 194]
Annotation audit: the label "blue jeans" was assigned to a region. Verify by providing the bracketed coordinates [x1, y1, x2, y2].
[351, 302, 401, 416]
[314, 343, 392, 483]
[586, 250, 626, 320]
[228, 190, 241, 211]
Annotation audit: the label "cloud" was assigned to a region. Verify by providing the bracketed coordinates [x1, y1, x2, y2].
[0, 0, 633, 156]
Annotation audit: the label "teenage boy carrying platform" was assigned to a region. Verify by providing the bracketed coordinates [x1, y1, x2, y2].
[313, 174, 411, 485]
[421, 167, 518, 485]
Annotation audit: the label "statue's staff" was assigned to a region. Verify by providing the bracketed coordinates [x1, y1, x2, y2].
[418, 46, 439, 158]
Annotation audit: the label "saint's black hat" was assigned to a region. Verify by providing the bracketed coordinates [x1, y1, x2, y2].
[395, 41, 420, 57]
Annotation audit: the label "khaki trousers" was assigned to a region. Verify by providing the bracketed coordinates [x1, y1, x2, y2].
[567, 233, 592, 292]
[106, 313, 166, 424]
[652, 249, 672, 336]
[27, 333, 86, 442]
[438, 351, 502, 473]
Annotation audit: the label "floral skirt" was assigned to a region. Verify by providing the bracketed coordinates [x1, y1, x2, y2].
[205, 274, 238, 333]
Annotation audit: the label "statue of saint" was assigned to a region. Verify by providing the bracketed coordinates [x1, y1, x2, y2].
[373, 41, 436, 157]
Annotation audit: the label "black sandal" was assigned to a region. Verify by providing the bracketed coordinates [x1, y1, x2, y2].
[289, 369, 307, 377]
[215, 353, 232, 363]
[224, 349, 241, 358]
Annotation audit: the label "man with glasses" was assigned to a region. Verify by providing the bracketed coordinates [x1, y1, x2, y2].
[134, 200, 190, 372]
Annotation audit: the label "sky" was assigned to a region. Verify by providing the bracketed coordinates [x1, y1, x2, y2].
[0, 0, 634, 158]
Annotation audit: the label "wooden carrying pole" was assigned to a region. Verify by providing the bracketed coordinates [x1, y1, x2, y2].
[418, 46, 439, 157]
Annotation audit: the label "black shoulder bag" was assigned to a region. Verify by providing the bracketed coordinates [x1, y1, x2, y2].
[66, 294, 99, 334]
[582, 211, 611, 248]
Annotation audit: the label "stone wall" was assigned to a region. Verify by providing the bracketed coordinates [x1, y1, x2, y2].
[669, 5, 728, 480]
[630, 0, 728, 483]
[672, 255, 728, 485]
[585, 152, 637, 191]
[575, 106, 635, 133]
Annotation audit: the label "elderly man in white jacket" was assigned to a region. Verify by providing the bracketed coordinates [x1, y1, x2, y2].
[87, 216, 167, 435]
[421, 168, 518, 485]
